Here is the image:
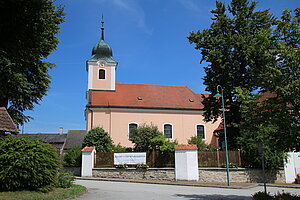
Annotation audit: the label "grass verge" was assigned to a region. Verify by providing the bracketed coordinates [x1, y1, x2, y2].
[0, 184, 86, 200]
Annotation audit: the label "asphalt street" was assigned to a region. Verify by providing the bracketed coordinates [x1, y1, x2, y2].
[74, 180, 300, 200]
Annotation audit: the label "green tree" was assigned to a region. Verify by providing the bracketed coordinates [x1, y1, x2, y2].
[235, 88, 288, 169]
[0, 0, 65, 125]
[82, 127, 113, 152]
[235, 8, 300, 168]
[188, 0, 276, 149]
[0, 135, 59, 192]
[130, 124, 162, 151]
[264, 8, 300, 150]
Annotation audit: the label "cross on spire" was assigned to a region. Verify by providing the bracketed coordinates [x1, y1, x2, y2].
[101, 14, 104, 40]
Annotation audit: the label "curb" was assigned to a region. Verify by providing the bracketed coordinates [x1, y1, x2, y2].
[64, 185, 88, 200]
[259, 184, 300, 189]
[75, 177, 259, 189]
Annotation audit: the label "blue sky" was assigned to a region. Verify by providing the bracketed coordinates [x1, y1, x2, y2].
[23, 0, 299, 133]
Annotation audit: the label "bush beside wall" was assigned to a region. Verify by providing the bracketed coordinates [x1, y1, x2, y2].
[0, 136, 59, 191]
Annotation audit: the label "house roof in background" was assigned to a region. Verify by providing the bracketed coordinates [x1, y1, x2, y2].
[21, 134, 67, 143]
[89, 83, 208, 110]
[214, 121, 234, 133]
[64, 130, 87, 150]
[258, 91, 277, 103]
[0, 107, 19, 133]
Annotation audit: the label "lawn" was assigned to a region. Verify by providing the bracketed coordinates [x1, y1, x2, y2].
[0, 184, 86, 200]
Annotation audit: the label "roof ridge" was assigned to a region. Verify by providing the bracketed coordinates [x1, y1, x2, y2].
[196, 92, 210, 95]
[116, 82, 191, 88]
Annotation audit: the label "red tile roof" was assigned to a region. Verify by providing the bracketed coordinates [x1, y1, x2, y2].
[0, 107, 19, 133]
[89, 83, 207, 110]
[258, 91, 277, 103]
[81, 146, 95, 152]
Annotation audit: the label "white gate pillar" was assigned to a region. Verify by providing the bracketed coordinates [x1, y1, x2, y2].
[81, 146, 96, 177]
[175, 144, 199, 181]
[284, 152, 300, 183]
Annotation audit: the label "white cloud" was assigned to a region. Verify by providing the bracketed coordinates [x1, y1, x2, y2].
[103, 0, 153, 35]
[178, 0, 201, 12]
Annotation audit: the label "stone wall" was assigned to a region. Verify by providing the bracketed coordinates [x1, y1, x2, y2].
[198, 168, 285, 183]
[63, 167, 81, 176]
[92, 167, 286, 183]
[93, 168, 175, 181]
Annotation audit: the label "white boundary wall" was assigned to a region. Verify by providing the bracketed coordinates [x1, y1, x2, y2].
[284, 152, 300, 183]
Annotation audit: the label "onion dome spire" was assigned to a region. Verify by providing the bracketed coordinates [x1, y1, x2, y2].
[88, 15, 117, 63]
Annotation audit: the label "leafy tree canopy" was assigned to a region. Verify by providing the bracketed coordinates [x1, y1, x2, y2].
[189, 0, 299, 167]
[0, 0, 65, 125]
[82, 127, 113, 152]
[235, 88, 289, 169]
[235, 8, 300, 168]
[188, 0, 276, 149]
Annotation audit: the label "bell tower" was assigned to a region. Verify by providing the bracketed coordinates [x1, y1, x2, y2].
[86, 16, 118, 91]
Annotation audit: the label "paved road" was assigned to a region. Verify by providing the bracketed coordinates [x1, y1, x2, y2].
[75, 180, 300, 200]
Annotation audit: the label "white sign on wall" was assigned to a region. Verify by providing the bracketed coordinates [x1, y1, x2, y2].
[114, 152, 146, 165]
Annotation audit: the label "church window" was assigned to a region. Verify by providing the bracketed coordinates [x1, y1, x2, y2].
[99, 69, 105, 79]
[128, 123, 138, 139]
[164, 124, 173, 139]
[196, 124, 205, 139]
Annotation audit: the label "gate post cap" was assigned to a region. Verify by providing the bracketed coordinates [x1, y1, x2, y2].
[81, 146, 96, 152]
[175, 144, 198, 150]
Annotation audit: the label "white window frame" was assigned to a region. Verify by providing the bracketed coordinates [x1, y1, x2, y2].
[195, 124, 206, 140]
[98, 68, 106, 80]
[163, 123, 173, 139]
[128, 122, 138, 139]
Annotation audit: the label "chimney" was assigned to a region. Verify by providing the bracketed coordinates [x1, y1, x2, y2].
[59, 127, 63, 135]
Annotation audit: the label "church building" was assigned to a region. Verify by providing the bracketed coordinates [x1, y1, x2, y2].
[85, 19, 220, 147]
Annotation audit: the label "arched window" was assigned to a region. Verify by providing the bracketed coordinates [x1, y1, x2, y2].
[99, 69, 105, 79]
[128, 123, 138, 139]
[196, 125, 205, 139]
[164, 124, 173, 139]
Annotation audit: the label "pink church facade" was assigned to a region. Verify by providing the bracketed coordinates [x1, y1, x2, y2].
[85, 19, 220, 147]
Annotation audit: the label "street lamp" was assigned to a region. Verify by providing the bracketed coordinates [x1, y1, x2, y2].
[214, 85, 230, 186]
[258, 142, 267, 193]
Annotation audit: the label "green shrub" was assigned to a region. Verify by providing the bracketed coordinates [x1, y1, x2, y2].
[63, 146, 82, 167]
[82, 127, 113, 152]
[252, 192, 273, 200]
[188, 136, 208, 151]
[135, 163, 149, 169]
[0, 136, 59, 192]
[56, 171, 75, 188]
[130, 124, 162, 151]
[274, 192, 300, 200]
[252, 192, 300, 200]
[113, 143, 132, 152]
[115, 163, 128, 169]
[150, 134, 178, 152]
